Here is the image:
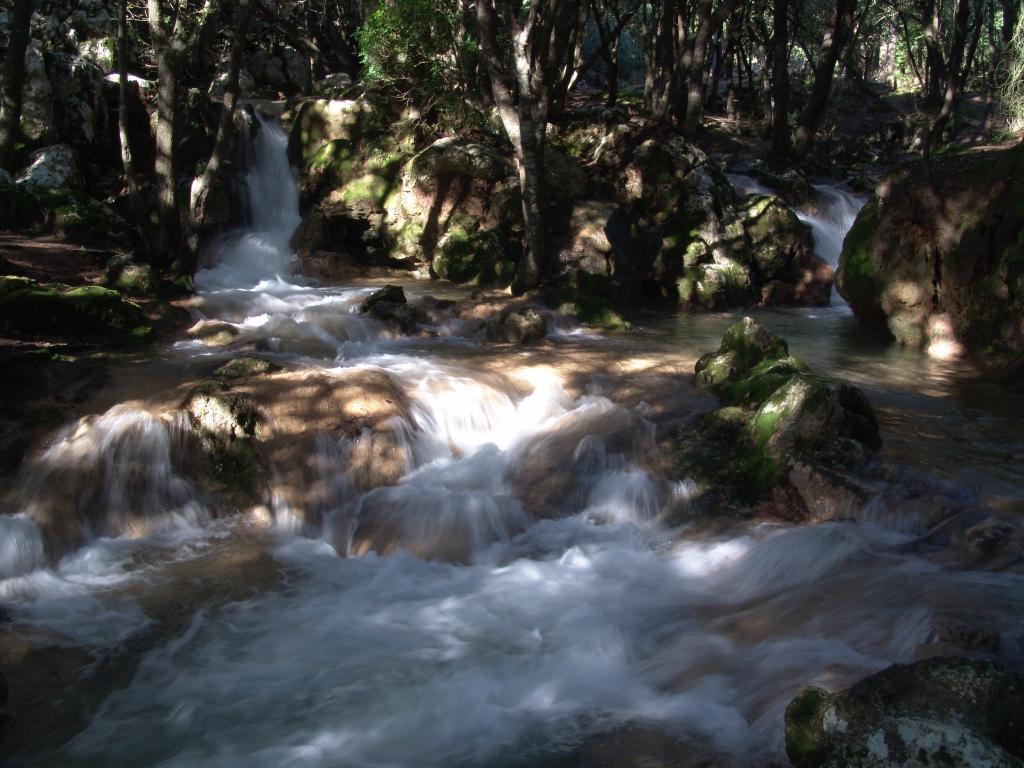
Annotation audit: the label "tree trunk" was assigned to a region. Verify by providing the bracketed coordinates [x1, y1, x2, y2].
[924, 0, 972, 158]
[118, 0, 149, 253]
[513, 121, 548, 290]
[187, 0, 254, 265]
[0, 0, 33, 172]
[476, 0, 582, 292]
[682, 0, 737, 138]
[792, 0, 858, 159]
[770, 0, 791, 156]
[607, 38, 620, 106]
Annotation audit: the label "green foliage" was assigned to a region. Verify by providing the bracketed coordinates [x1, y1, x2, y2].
[1002, 15, 1024, 135]
[357, 0, 476, 115]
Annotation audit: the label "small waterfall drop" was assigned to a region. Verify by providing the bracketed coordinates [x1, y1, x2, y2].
[194, 113, 302, 291]
[796, 184, 867, 268]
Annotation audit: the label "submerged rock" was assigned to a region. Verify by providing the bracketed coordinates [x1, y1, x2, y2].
[785, 657, 1024, 768]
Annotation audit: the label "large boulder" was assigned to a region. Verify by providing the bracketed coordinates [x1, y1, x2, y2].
[785, 657, 1024, 768]
[289, 97, 385, 166]
[679, 318, 880, 508]
[836, 145, 1024, 358]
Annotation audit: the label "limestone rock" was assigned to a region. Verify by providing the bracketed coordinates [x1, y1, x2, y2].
[16, 145, 83, 191]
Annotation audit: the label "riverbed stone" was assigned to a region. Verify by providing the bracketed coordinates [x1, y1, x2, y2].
[785, 657, 1024, 768]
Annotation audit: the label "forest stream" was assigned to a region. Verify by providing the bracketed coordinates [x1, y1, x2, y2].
[1, 114, 1022, 768]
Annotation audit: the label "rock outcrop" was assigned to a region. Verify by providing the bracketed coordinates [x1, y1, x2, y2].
[836, 144, 1024, 359]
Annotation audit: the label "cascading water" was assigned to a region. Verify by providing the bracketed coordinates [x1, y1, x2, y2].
[795, 184, 868, 268]
[194, 113, 302, 291]
[4, 114, 1024, 768]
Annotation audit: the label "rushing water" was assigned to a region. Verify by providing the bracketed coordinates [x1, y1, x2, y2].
[2, 116, 1023, 767]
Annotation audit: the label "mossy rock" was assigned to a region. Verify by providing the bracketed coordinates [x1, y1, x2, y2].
[785, 658, 1024, 768]
[104, 261, 155, 296]
[695, 317, 789, 394]
[431, 228, 514, 288]
[0, 277, 152, 342]
[835, 200, 885, 327]
[685, 319, 879, 503]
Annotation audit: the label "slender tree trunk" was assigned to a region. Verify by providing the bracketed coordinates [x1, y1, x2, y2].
[607, 38, 620, 106]
[770, 0, 791, 156]
[682, 0, 737, 138]
[924, 0, 972, 158]
[190, 0, 254, 237]
[149, 0, 184, 267]
[792, 0, 858, 159]
[0, 0, 33, 172]
[118, 0, 149, 253]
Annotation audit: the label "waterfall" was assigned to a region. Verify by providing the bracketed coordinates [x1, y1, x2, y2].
[796, 184, 867, 268]
[194, 112, 302, 291]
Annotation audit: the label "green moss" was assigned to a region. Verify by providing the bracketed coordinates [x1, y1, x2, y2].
[785, 687, 832, 768]
[837, 201, 884, 312]
[0, 277, 152, 341]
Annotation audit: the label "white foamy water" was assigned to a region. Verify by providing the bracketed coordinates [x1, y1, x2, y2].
[796, 184, 867, 268]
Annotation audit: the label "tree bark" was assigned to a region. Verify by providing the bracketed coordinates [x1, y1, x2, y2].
[189, 0, 254, 251]
[792, 0, 858, 159]
[477, 0, 582, 292]
[118, 0, 149, 252]
[0, 0, 33, 172]
[924, 0, 973, 158]
[770, 0, 791, 156]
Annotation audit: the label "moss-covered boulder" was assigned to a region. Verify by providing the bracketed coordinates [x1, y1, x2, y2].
[836, 144, 1024, 358]
[680, 318, 879, 507]
[0, 276, 152, 342]
[785, 658, 1024, 768]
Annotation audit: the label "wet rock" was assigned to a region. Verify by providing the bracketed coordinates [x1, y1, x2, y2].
[187, 319, 240, 347]
[359, 284, 407, 312]
[186, 384, 262, 441]
[184, 381, 267, 511]
[788, 462, 879, 522]
[15, 144, 84, 191]
[785, 657, 1024, 768]
[487, 306, 547, 344]
[836, 145, 1024, 358]
[213, 357, 281, 380]
[752, 374, 880, 466]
